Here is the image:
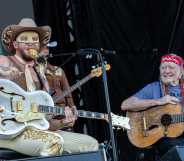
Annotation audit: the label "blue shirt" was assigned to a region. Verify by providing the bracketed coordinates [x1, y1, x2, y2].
[134, 81, 182, 103]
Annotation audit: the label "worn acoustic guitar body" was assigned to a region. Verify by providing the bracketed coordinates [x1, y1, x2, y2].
[127, 104, 184, 148]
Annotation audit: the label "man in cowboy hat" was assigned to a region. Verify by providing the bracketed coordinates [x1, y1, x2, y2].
[0, 18, 98, 156]
[121, 54, 184, 159]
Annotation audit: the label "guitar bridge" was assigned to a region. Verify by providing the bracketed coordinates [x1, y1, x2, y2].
[16, 101, 23, 112]
[143, 112, 148, 137]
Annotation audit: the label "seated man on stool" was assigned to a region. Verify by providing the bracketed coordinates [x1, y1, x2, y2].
[0, 18, 98, 156]
[121, 54, 184, 160]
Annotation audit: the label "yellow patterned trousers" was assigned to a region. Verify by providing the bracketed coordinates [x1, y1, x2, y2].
[0, 127, 63, 156]
[0, 127, 98, 156]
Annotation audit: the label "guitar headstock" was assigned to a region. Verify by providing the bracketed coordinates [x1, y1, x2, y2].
[111, 113, 130, 130]
[91, 64, 111, 78]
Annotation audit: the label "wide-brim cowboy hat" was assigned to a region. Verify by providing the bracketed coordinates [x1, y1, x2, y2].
[1, 18, 51, 54]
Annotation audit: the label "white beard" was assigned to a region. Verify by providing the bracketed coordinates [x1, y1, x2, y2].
[161, 76, 180, 86]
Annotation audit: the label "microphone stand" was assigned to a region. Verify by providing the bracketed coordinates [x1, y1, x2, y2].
[98, 50, 118, 161]
[44, 48, 118, 161]
[79, 48, 118, 161]
[45, 49, 118, 161]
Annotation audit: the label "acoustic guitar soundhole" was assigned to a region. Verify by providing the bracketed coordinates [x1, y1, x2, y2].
[161, 114, 172, 126]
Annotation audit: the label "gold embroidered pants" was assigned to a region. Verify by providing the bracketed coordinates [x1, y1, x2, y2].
[0, 128, 98, 156]
[58, 130, 99, 153]
[0, 127, 64, 156]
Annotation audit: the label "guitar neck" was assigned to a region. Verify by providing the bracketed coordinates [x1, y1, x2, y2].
[171, 114, 184, 123]
[77, 110, 107, 121]
[38, 105, 108, 121]
[54, 74, 92, 102]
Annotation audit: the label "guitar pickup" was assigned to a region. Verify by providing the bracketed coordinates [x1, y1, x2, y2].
[16, 101, 23, 112]
[31, 103, 38, 113]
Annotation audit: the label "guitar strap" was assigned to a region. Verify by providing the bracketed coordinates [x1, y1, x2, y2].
[179, 79, 184, 109]
[159, 80, 164, 97]
[34, 63, 50, 93]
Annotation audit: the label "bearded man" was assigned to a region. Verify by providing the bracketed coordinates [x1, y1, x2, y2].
[0, 18, 98, 156]
[121, 54, 184, 158]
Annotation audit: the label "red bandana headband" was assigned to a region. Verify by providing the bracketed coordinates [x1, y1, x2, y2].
[161, 54, 184, 66]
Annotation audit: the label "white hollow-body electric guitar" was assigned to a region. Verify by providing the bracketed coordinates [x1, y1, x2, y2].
[0, 79, 130, 139]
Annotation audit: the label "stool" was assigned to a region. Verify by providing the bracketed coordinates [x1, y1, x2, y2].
[135, 146, 162, 161]
[0, 148, 29, 160]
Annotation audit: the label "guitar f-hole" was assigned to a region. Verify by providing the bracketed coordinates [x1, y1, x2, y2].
[1, 117, 16, 126]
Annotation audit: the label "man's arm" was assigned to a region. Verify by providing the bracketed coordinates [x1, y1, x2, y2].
[121, 96, 159, 111]
[0, 55, 21, 78]
[121, 95, 180, 111]
[48, 106, 77, 131]
[46, 65, 76, 131]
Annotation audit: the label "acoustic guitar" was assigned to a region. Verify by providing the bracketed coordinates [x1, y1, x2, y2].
[127, 104, 184, 148]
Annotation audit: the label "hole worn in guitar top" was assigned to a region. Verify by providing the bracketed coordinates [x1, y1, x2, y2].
[161, 114, 172, 126]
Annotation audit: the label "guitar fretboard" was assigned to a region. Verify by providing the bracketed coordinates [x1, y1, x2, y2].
[39, 105, 64, 114]
[171, 114, 184, 123]
[38, 105, 107, 120]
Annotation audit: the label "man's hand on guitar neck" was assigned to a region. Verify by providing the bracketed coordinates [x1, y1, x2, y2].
[157, 95, 179, 106]
[62, 106, 77, 127]
[48, 106, 77, 131]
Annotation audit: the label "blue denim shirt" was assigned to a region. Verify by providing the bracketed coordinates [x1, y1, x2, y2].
[134, 81, 182, 102]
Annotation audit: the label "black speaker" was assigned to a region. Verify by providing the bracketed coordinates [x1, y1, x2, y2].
[11, 149, 107, 161]
[161, 146, 184, 161]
